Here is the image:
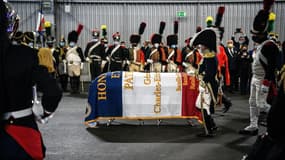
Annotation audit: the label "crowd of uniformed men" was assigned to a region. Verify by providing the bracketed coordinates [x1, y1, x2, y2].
[12, 18, 283, 97]
[11, 6, 285, 136]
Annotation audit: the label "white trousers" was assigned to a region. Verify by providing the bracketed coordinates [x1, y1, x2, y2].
[248, 76, 269, 128]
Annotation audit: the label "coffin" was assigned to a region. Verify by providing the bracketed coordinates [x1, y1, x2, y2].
[84, 71, 203, 127]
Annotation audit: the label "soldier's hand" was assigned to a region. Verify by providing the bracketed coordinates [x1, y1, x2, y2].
[36, 110, 54, 124]
[261, 79, 270, 93]
[86, 57, 91, 63]
[147, 59, 153, 64]
[182, 62, 189, 68]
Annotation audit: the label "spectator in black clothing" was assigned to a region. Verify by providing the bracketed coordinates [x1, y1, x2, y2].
[225, 39, 239, 93]
[141, 40, 151, 62]
[238, 45, 253, 95]
[231, 28, 249, 52]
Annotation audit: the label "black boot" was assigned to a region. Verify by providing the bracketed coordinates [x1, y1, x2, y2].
[222, 95, 232, 113]
[238, 128, 258, 136]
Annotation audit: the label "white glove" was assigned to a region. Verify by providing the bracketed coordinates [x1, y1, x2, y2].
[261, 80, 270, 93]
[126, 60, 130, 65]
[86, 57, 91, 63]
[106, 56, 110, 62]
[35, 110, 54, 124]
[147, 59, 153, 64]
[187, 70, 195, 75]
[162, 65, 166, 72]
[182, 62, 189, 68]
[62, 59, 67, 64]
[80, 63, 84, 70]
[101, 60, 107, 70]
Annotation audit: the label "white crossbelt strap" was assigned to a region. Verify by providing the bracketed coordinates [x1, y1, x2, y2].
[110, 45, 121, 58]
[149, 49, 158, 59]
[2, 108, 33, 120]
[167, 50, 175, 61]
[87, 41, 101, 57]
[185, 50, 194, 61]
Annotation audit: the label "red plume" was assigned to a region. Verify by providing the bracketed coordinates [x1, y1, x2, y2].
[263, 0, 275, 11]
[174, 21, 178, 34]
[77, 24, 84, 36]
[215, 6, 225, 27]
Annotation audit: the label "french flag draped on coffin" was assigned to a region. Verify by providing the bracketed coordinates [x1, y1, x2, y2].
[85, 71, 202, 125]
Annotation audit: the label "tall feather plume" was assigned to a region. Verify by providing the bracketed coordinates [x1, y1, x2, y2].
[138, 22, 146, 35]
[214, 6, 225, 27]
[174, 21, 178, 34]
[76, 24, 83, 36]
[263, 0, 275, 12]
[159, 21, 166, 35]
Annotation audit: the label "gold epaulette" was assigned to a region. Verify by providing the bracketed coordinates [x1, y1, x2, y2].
[203, 52, 216, 58]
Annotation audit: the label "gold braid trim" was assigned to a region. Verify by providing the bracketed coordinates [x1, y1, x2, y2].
[279, 65, 285, 92]
[203, 52, 216, 58]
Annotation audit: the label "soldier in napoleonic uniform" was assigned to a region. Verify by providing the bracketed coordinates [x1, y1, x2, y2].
[66, 28, 85, 94]
[105, 32, 129, 72]
[128, 22, 146, 72]
[141, 40, 151, 63]
[0, 1, 62, 159]
[23, 31, 37, 49]
[46, 36, 59, 78]
[239, 5, 279, 135]
[84, 28, 106, 80]
[182, 46, 202, 75]
[166, 21, 182, 72]
[56, 37, 69, 92]
[191, 6, 227, 136]
[191, 28, 219, 137]
[145, 21, 167, 72]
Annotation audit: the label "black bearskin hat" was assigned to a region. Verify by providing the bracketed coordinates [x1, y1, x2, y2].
[151, 34, 162, 44]
[251, 0, 275, 35]
[68, 30, 78, 43]
[251, 10, 270, 34]
[130, 34, 140, 44]
[190, 28, 218, 52]
[167, 35, 178, 46]
[129, 22, 146, 44]
[150, 21, 165, 44]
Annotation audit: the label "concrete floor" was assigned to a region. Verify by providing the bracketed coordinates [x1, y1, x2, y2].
[39, 91, 265, 160]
